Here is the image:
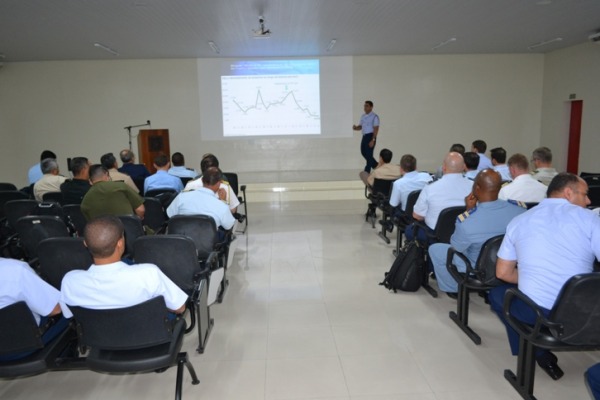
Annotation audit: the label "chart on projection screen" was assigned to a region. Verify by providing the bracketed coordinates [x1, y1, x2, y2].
[221, 60, 321, 137]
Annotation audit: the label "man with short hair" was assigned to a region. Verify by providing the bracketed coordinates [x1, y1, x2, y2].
[167, 167, 235, 231]
[428, 169, 526, 296]
[59, 216, 187, 318]
[359, 148, 402, 186]
[389, 154, 432, 211]
[531, 146, 558, 185]
[28, 150, 56, 185]
[498, 153, 546, 203]
[33, 158, 67, 201]
[80, 165, 145, 220]
[490, 147, 511, 181]
[185, 154, 240, 213]
[144, 154, 184, 194]
[168, 152, 197, 179]
[60, 157, 91, 205]
[118, 149, 150, 180]
[353, 100, 380, 173]
[490, 173, 600, 380]
[101, 152, 139, 193]
[471, 140, 493, 170]
[463, 152, 480, 180]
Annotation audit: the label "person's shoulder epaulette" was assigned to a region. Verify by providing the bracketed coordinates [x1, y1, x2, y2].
[457, 206, 477, 222]
[507, 199, 527, 209]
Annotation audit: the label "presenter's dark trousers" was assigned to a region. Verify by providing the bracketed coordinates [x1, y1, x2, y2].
[361, 133, 378, 173]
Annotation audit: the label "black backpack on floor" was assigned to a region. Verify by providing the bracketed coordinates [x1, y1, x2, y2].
[379, 240, 424, 292]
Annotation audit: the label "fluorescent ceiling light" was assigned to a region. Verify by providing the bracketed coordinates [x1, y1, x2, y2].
[326, 39, 337, 52]
[527, 37, 562, 50]
[208, 41, 220, 54]
[93, 42, 119, 56]
[432, 37, 457, 51]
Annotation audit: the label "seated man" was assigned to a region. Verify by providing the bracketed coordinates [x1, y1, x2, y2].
[490, 173, 600, 380]
[167, 167, 235, 233]
[0, 257, 68, 361]
[60, 157, 91, 205]
[498, 153, 546, 203]
[168, 152, 197, 179]
[101, 152, 139, 193]
[33, 158, 67, 201]
[185, 154, 240, 214]
[144, 154, 184, 194]
[435, 144, 465, 179]
[491, 147, 511, 182]
[471, 140, 493, 170]
[118, 149, 150, 180]
[359, 148, 402, 187]
[28, 150, 56, 185]
[80, 164, 145, 220]
[428, 169, 526, 296]
[407, 152, 473, 241]
[389, 154, 432, 212]
[60, 215, 187, 318]
[463, 152, 480, 180]
[531, 146, 558, 186]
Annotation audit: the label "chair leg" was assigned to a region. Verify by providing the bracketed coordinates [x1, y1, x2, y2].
[175, 352, 200, 400]
[420, 253, 438, 298]
[504, 337, 538, 400]
[185, 301, 196, 334]
[449, 286, 482, 345]
[195, 281, 214, 354]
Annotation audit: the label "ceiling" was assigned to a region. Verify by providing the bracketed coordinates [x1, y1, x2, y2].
[1, 0, 599, 62]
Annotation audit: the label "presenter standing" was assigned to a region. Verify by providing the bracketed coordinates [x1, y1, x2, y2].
[353, 100, 380, 173]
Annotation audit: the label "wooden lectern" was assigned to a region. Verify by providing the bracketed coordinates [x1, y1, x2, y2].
[138, 129, 170, 173]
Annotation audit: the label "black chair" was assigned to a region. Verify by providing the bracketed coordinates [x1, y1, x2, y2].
[0, 183, 18, 191]
[42, 192, 64, 205]
[4, 199, 39, 230]
[180, 177, 194, 187]
[414, 205, 466, 298]
[580, 172, 600, 179]
[364, 178, 395, 229]
[167, 215, 230, 303]
[117, 215, 145, 258]
[134, 235, 215, 353]
[132, 176, 146, 195]
[503, 273, 600, 400]
[69, 296, 200, 400]
[584, 177, 600, 208]
[524, 202, 539, 210]
[14, 215, 71, 263]
[62, 204, 87, 237]
[0, 302, 77, 378]
[145, 188, 177, 208]
[447, 234, 504, 345]
[143, 197, 168, 234]
[223, 172, 248, 234]
[393, 189, 422, 256]
[0, 192, 30, 254]
[37, 237, 93, 290]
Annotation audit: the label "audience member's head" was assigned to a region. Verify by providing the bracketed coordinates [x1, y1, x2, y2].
[490, 147, 507, 165]
[507, 153, 529, 179]
[153, 154, 170, 170]
[171, 152, 185, 167]
[41, 158, 59, 175]
[471, 140, 487, 154]
[119, 149, 135, 164]
[400, 154, 417, 173]
[463, 152, 480, 171]
[379, 148, 393, 164]
[532, 146, 553, 168]
[443, 152, 465, 174]
[40, 150, 57, 161]
[547, 172, 590, 208]
[473, 169, 502, 202]
[449, 143, 465, 155]
[201, 167, 223, 190]
[200, 154, 219, 174]
[70, 157, 90, 179]
[100, 153, 117, 170]
[84, 215, 125, 260]
[89, 164, 110, 184]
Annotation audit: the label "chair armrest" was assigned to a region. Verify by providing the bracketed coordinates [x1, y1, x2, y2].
[503, 288, 563, 340]
[446, 247, 473, 283]
[240, 185, 247, 203]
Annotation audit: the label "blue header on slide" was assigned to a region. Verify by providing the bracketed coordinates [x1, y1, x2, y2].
[229, 59, 319, 75]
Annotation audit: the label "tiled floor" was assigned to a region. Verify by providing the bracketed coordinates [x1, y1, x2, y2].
[1, 199, 598, 399]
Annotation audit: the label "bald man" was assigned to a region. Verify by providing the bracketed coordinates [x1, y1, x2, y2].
[428, 169, 527, 296]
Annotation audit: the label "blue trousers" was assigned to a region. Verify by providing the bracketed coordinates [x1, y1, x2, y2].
[587, 363, 600, 399]
[429, 243, 464, 293]
[0, 316, 70, 361]
[489, 284, 551, 358]
[360, 133, 378, 173]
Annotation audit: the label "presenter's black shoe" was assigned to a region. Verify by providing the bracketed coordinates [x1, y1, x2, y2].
[536, 352, 564, 380]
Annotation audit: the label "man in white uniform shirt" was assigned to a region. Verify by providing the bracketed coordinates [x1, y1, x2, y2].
[498, 153, 546, 203]
[531, 146, 558, 185]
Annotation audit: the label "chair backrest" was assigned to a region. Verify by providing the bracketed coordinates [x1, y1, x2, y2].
[145, 189, 177, 208]
[167, 215, 217, 260]
[524, 202, 539, 210]
[62, 204, 87, 236]
[42, 192, 64, 205]
[0, 302, 44, 355]
[550, 273, 600, 345]
[179, 177, 193, 187]
[69, 296, 173, 350]
[4, 199, 39, 229]
[582, 175, 600, 184]
[474, 234, 505, 285]
[145, 188, 176, 198]
[0, 183, 18, 191]
[117, 215, 145, 257]
[433, 206, 466, 243]
[0, 191, 29, 219]
[588, 184, 600, 208]
[34, 201, 66, 221]
[143, 197, 167, 232]
[222, 172, 239, 195]
[134, 235, 200, 293]
[14, 215, 71, 259]
[132, 177, 145, 195]
[404, 190, 421, 218]
[371, 178, 394, 198]
[37, 237, 93, 290]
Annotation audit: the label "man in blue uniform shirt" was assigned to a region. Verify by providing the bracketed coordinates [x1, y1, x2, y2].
[389, 154, 432, 211]
[490, 173, 600, 380]
[144, 154, 184, 194]
[428, 169, 526, 296]
[471, 140, 493, 170]
[352, 100, 380, 173]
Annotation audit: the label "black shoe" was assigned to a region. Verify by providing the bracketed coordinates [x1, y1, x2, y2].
[429, 272, 437, 281]
[536, 356, 564, 380]
[446, 292, 458, 300]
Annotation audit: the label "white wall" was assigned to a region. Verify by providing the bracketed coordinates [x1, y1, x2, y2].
[0, 54, 544, 187]
[540, 42, 600, 173]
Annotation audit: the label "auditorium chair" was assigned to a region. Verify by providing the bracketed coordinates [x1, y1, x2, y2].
[222, 172, 248, 234]
[391, 189, 421, 257]
[0, 183, 18, 191]
[117, 215, 145, 259]
[62, 204, 87, 237]
[14, 215, 71, 265]
[37, 237, 93, 290]
[42, 191, 64, 205]
[143, 197, 168, 234]
[364, 178, 395, 229]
